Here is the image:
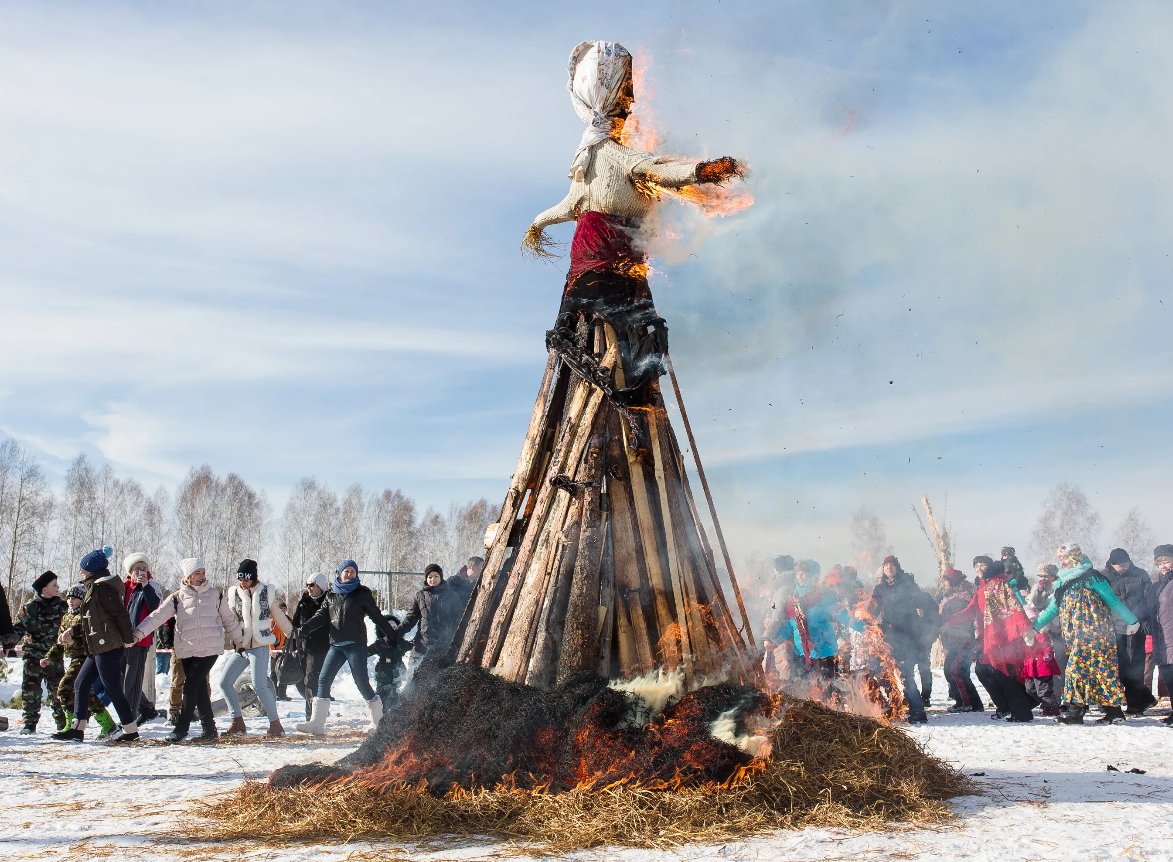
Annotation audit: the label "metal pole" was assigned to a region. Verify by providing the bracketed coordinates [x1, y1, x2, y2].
[664, 353, 755, 646]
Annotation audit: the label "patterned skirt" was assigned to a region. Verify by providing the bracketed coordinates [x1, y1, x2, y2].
[1060, 586, 1125, 707]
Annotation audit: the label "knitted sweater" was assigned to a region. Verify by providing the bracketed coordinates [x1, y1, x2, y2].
[531, 139, 698, 230]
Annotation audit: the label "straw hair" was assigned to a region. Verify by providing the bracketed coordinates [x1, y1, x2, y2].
[189, 697, 969, 851]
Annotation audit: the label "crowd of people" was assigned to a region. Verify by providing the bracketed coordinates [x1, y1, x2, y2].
[760, 542, 1173, 725]
[0, 547, 482, 743]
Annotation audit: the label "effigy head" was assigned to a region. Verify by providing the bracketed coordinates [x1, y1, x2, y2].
[566, 41, 634, 180]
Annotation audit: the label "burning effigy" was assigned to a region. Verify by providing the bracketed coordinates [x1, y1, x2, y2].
[197, 41, 968, 850]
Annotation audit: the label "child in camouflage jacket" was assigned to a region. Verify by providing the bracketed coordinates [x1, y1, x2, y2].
[44, 585, 116, 736]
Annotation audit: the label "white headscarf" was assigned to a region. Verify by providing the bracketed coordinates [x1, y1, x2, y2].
[566, 41, 633, 181]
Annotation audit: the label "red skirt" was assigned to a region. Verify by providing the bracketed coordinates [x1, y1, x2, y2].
[566, 211, 645, 288]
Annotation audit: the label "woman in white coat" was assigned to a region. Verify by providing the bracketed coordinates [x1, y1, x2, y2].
[133, 558, 244, 743]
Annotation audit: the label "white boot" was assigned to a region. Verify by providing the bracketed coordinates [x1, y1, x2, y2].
[295, 697, 331, 735]
[366, 696, 383, 732]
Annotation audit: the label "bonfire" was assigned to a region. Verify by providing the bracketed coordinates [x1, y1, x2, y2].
[195, 39, 968, 851]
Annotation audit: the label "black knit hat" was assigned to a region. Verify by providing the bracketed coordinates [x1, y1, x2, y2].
[32, 571, 57, 596]
[236, 558, 258, 579]
[423, 563, 444, 579]
[1155, 544, 1173, 561]
[68, 584, 86, 600]
[1107, 548, 1131, 566]
[984, 560, 1006, 578]
[972, 555, 995, 568]
[1001, 546, 1016, 558]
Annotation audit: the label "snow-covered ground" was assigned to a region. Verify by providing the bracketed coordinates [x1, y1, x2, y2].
[2, 658, 1171, 862]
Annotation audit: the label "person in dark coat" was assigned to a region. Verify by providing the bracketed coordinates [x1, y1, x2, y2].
[293, 560, 395, 736]
[0, 579, 16, 654]
[869, 556, 935, 723]
[1104, 548, 1155, 714]
[936, 568, 983, 712]
[391, 563, 465, 686]
[52, 548, 139, 743]
[1142, 544, 1173, 726]
[290, 572, 331, 722]
[13, 571, 68, 733]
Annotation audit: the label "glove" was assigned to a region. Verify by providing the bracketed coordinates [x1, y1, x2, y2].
[1126, 621, 1141, 636]
[1022, 632, 1036, 646]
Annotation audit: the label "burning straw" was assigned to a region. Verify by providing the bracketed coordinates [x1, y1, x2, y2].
[191, 695, 969, 851]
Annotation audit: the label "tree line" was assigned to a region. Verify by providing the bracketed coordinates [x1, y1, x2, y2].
[0, 439, 492, 607]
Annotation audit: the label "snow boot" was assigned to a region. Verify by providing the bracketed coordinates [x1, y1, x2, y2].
[19, 725, 36, 735]
[113, 721, 140, 743]
[990, 711, 1008, 720]
[53, 720, 86, 742]
[1058, 704, 1087, 725]
[166, 728, 188, 744]
[94, 709, 116, 736]
[366, 695, 383, 732]
[64, 711, 75, 730]
[224, 716, 248, 737]
[266, 719, 285, 738]
[295, 697, 330, 735]
[54, 713, 69, 732]
[1095, 706, 1126, 725]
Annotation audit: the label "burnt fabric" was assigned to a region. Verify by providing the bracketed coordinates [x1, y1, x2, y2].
[566, 211, 644, 286]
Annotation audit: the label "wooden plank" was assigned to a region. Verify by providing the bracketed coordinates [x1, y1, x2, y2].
[620, 409, 680, 670]
[454, 353, 562, 662]
[646, 407, 698, 680]
[481, 345, 619, 669]
[523, 492, 584, 688]
[607, 459, 657, 673]
[594, 524, 616, 678]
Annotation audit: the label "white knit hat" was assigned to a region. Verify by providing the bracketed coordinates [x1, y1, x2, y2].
[123, 552, 151, 575]
[181, 558, 205, 579]
[306, 572, 329, 592]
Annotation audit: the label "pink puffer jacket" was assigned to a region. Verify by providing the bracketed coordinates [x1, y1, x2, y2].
[133, 581, 244, 659]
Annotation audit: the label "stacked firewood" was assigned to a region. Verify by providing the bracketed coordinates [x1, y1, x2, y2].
[451, 321, 755, 688]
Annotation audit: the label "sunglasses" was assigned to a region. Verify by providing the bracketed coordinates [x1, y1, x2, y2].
[237, 572, 256, 580]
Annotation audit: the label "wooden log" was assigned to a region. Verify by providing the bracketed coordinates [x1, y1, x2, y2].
[454, 352, 562, 663]
[620, 409, 680, 670]
[523, 492, 584, 688]
[595, 525, 616, 678]
[646, 406, 700, 680]
[656, 406, 750, 674]
[481, 345, 619, 669]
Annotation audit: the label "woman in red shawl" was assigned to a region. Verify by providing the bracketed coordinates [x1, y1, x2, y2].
[942, 557, 1035, 721]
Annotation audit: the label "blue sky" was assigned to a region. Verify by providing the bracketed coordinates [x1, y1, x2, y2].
[1, 1, 1170, 579]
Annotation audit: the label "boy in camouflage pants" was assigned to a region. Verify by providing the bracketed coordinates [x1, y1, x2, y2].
[13, 572, 68, 734]
[44, 584, 116, 735]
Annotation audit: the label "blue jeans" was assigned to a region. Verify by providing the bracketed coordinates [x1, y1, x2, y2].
[76, 648, 133, 724]
[316, 642, 375, 701]
[156, 651, 172, 675]
[219, 646, 279, 720]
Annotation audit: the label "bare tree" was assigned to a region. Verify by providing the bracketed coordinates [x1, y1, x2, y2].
[278, 477, 342, 595]
[173, 466, 268, 591]
[1111, 507, 1156, 571]
[0, 440, 54, 596]
[366, 488, 420, 572]
[850, 506, 891, 578]
[1029, 482, 1103, 566]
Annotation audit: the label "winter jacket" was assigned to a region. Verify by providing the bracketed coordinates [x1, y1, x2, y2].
[0, 583, 15, 647]
[392, 578, 465, 657]
[1104, 563, 1151, 635]
[772, 582, 862, 660]
[299, 583, 393, 646]
[14, 594, 68, 660]
[944, 570, 1031, 677]
[1142, 572, 1173, 665]
[370, 628, 409, 689]
[123, 575, 162, 648]
[76, 571, 133, 656]
[870, 571, 938, 658]
[291, 590, 330, 656]
[45, 607, 91, 664]
[133, 581, 244, 660]
[937, 584, 977, 646]
[228, 582, 292, 650]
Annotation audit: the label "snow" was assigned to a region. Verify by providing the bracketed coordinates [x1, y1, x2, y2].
[2, 659, 1172, 861]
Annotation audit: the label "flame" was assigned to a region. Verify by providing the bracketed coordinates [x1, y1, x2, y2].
[619, 50, 754, 220]
[850, 596, 909, 722]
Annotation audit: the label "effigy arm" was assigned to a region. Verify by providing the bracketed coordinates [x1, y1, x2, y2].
[523, 192, 577, 259]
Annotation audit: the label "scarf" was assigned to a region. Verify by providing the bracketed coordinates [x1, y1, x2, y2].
[566, 41, 633, 181]
[334, 574, 360, 595]
[977, 572, 1031, 676]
